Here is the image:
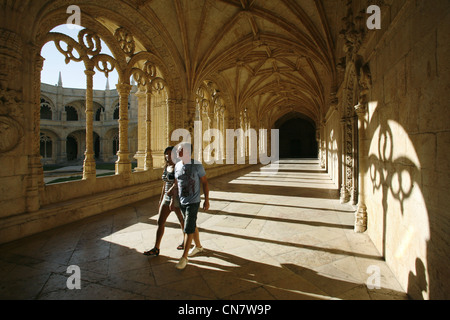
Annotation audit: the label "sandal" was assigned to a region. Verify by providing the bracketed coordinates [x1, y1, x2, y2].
[143, 247, 160, 256]
[177, 243, 184, 250]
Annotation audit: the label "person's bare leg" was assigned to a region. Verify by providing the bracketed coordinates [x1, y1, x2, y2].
[154, 204, 171, 249]
[193, 227, 201, 248]
[182, 232, 194, 259]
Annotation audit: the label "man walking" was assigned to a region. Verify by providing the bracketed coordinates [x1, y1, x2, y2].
[169, 142, 210, 269]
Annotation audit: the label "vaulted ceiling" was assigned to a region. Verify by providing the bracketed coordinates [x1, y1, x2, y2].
[31, 0, 346, 128]
[132, 0, 343, 127]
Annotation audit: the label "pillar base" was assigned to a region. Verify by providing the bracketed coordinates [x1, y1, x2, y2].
[115, 152, 132, 175]
[134, 151, 146, 171]
[354, 203, 367, 233]
[340, 185, 350, 204]
[83, 155, 96, 180]
[144, 155, 153, 170]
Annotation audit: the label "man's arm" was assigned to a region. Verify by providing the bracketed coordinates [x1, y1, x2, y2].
[167, 177, 177, 196]
[200, 175, 210, 210]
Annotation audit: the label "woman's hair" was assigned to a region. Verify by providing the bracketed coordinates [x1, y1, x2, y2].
[164, 146, 174, 154]
[163, 146, 174, 169]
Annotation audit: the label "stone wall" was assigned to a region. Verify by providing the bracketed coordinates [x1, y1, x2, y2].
[322, 0, 450, 300]
[361, 0, 450, 300]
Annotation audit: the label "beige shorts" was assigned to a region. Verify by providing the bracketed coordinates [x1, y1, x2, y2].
[162, 194, 180, 208]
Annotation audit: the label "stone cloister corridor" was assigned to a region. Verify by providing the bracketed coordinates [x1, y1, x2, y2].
[0, 159, 408, 300]
[1, 0, 449, 302]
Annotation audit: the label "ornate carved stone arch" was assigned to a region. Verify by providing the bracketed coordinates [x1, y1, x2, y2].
[34, 5, 177, 174]
[339, 59, 360, 205]
[34, 3, 180, 107]
[40, 96, 55, 120]
[338, 54, 372, 233]
[204, 72, 236, 131]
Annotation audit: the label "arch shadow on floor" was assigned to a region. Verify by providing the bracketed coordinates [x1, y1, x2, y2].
[0, 159, 408, 300]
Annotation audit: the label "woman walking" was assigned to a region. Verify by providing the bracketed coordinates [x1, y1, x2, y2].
[144, 146, 185, 256]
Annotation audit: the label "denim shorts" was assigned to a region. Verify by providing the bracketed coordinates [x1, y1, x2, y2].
[180, 202, 200, 234]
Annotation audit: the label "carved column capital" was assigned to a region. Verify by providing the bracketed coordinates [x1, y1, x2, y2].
[116, 83, 133, 95]
[84, 68, 95, 76]
[354, 103, 367, 119]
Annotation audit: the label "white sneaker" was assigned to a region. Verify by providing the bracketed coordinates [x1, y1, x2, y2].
[175, 257, 188, 270]
[188, 246, 204, 257]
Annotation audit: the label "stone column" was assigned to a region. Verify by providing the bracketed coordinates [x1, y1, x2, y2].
[58, 137, 67, 164]
[321, 122, 327, 169]
[350, 115, 358, 205]
[133, 87, 147, 171]
[83, 68, 96, 180]
[26, 51, 45, 211]
[193, 102, 202, 163]
[210, 111, 217, 162]
[200, 103, 209, 161]
[218, 107, 225, 161]
[354, 104, 367, 232]
[316, 127, 324, 168]
[61, 110, 67, 122]
[186, 96, 197, 140]
[115, 83, 132, 176]
[99, 137, 108, 162]
[144, 85, 153, 170]
[203, 111, 212, 163]
[340, 117, 350, 203]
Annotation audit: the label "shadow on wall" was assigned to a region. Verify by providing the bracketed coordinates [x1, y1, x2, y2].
[365, 102, 448, 299]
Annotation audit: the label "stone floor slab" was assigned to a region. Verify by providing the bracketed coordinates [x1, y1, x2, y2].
[0, 160, 408, 300]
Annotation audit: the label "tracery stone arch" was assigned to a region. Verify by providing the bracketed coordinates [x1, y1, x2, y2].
[337, 51, 372, 233]
[213, 95, 226, 162]
[64, 105, 79, 121]
[66, 133, 79, 162]
[40, 104, 52, 120]
[102, 127, 120, 162]
[94, 106, 104, 121]
[113, 103, 120, 120]
[149, 85, 169, 168]
[39, 132, 53, 160]
[194, 80, 229, 164]
[40, 18, 170, 177]
[130, 57, 168, 170]
[40, 97, 53, 120]
[112, 132, 119, 159]
[195, 82, 213, 162]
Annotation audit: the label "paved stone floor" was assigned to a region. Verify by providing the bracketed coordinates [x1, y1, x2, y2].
[0, 159, 409, 300]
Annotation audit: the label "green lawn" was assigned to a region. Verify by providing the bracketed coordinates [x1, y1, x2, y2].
[44, 162, 137, 185]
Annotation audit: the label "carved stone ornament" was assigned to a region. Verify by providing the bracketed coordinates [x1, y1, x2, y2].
[114, 27, 135, 56]
[0, 116, 23, 153]
[0, 86, 22, 117]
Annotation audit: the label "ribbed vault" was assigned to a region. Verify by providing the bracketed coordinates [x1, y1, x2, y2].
[137, 0, 340, 127]
[32, 0, 342, 130]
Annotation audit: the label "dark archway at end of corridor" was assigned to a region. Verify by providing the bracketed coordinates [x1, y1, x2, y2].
[275, 112, 318, 159]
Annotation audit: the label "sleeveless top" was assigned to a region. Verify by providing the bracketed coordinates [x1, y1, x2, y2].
[162, 165, 175, 201]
